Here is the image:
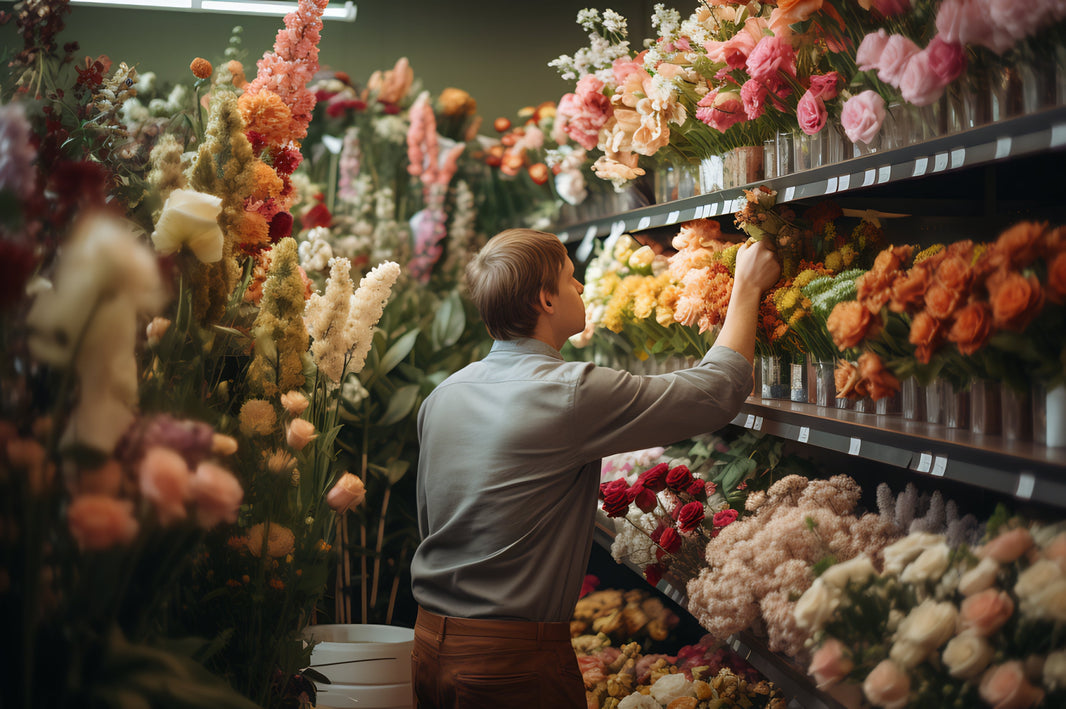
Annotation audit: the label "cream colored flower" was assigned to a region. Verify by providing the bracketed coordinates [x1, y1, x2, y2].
[890, 599, 958, 668]
[246, 522, 296, 558]
[820, 554, 876, 590]
[1015, 560, 1064, 606]
[793, 577, 839, 631]
[239, 399, 277, 437]
[958, 557, 1001, 596]
[150, 189, 224, 263]
[280, 390, 310, 416]
[1044, 650, 1066, 691]
[882, 532, 946, 575]
[211, 434, 238, 456]
[942, 631, 995, 679]
[900, 543, 951, 585]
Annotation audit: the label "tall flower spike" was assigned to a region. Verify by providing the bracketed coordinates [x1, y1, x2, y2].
[343, 261, 402, 376]
[305, 256, 355, 383]
[247, 238, 309, 398]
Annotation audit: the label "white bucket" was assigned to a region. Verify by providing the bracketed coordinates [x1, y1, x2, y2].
[304, 624, 414, 709]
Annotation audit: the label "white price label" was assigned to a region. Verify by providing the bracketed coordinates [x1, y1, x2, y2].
[950, 148, 965, 169]
[753, 416, 764, 431]
[744, 414, 755, 429]
[666, 210, 681, 225]
[995, 136, 1012, 159]
[723, 200, 734, 215]
[862, 169, 876, 187]
[826, 177, 838, 194]
[1016, 473, 1036, 500]
[878, 165, 891, 183]
[708, 202, 720, 217]
[934, 152, 949, 172]
[912, 157, 928, 177]
[611, 221, 627, 238]
[917, 452, 933, 473]
[931, 456, 948, 477]
[848, 437, 861, 456]
[1053, 124, 1066, 148]
[783, 186, 796, 202]
[798, 426, 810, 443]
[637, 216, 651, 231]
[839, 174, 851, 191]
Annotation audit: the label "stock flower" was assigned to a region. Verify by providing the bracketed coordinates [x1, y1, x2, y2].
[326, 472, 366, 512]
[139, 446, 191, 526]
[151, 189, 225, 263]
[190, 462, 243, 528]
[247, 522, 296, 558]
[676, 501, 705, 534]
[238, 90, 294, 148]
[286, 418, 317, 450]
[67, 496, 139, 550]
[979, 662, 1046, 709]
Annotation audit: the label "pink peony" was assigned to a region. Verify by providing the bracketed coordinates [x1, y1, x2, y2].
[797, 89, 828, 135]
[745, 36, 796, 83]
[740, 79, 769, 120]
[877, 34, 922, 87]
[556, 74, 612, 151]
[67, 495, 139, 550]
[926, 35, 967, 86]
[139, 446, 191, 525]
[809, 72, 840, 100]
[326, 472, 366, 512]
[899, 50, 945, 106]
[841, 90, 886, 144]
[696, 89, 746, 133]
[190, 461, 244, 528]
[856, 29, 890, 72]
[612, 55, 647, 88]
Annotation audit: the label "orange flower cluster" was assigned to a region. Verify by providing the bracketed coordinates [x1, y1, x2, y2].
[835, 352, 900, 402]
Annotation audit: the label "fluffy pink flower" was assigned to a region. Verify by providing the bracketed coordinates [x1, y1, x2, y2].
[612, 55, 647, 90]
[327, 472, 366, 512]
[740, 79, 769, 120]
[936, 0, 1013, 55]
[877, 35, 922, 87]
[139, 446, 191, 525]
[856, 29, 890, 72]
[797, 90, 828, 135]
[190, 461, 244, 528]
[67, 495, 139, 550]
[841, 90, 886, 144]
[809, 72, 840, 100]
[745, 36, 796, 83]
[988, 0, 1054, 46]
[721, 28, 759, 70]
[696, 89, 746, 132]
[556, 74, 612, 151]
[899, 50, 945, 106]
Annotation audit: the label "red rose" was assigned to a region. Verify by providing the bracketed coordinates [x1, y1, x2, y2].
[666, 465, 694, 492]
[599, 478, 630, 518]
[1048, 252, 1066, 304]
[659, 527, 682, 553]
[627, 482, 657, 513]
[644, 563, 664, 586]
[676, 501, 706, 533]
[712, 508, 739, 528]
[637, 463, 669, 493]
[687, 480, 706, 498]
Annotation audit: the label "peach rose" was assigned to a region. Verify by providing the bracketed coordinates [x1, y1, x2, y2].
[77, 459, 125, 496]
[990, 272, 1045, 332]
[889, 266, 933, 313]
[924, 282, 962, 320]
[908, 311, 943, 364]
[827, 301, 879, 351]
[862, 659, 910, 709]
[139, 446, 191, 526]
[873, 244, 914, 275]
[835, 359, 861, 399]
[858, 351, 900, 401]
[190, 461, 244, 529]
[327, 472, 367, 512]
[960, 588, 1015, 636]
[942, 631, 995, 679]
[995, 221, 1046, 269]
[979, 527, 1035, 563]
[856, 269, 897, 313]
[1046, 252, 1066, 304]
[947, 301, 993, 355]
[935, 253, 973, 293]
[286, 418, 317, 451]
[67, 495, 139, 550]
[979, 661, 1045, 709]
[809, 638, 854, 689]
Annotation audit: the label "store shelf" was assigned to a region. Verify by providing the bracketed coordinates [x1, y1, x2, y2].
[556, 105, 1066, 251]
[731, 399, 1066, 509]
[592, 521, 847, 709]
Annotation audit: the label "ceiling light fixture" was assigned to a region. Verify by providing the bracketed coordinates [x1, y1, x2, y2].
[44, 0, 357, 22]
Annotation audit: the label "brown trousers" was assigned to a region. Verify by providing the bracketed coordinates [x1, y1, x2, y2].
[411, 606, 585, 708]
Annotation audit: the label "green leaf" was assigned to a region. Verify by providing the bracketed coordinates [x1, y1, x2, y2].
[379, 328, 421, 376]
[378, 384, 419, 426]
[719, 457, 757, 493]
[385, 458, 410, 485]
[431, 291, 467, 349]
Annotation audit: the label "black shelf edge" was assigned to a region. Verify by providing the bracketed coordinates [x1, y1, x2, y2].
[556, 105, 1066, 246]
[592, 521, 847, 709]
[732, 399, 1066, 508]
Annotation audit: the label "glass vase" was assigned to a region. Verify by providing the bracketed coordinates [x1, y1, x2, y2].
[814, 360, 836, 408]
[901, 377, 924, 421]
[763, 139, 777, 180]
[790, 356, 809, 403]
[775, 131, 794, 177]
[699, 154, 725, 194]
[760, 354, 790, 400]
[733, 145, 764, 187]
[944, 381, 971, 430]
[852, 396, 875, 414]
[925, 378, 946, 425]
[875, 391, 901, 416]
[653, 165, 681, 204]
[1033, 381, 1066, 448]
[970, 379, 1002, 436]
[1001, 385, 1031, 443]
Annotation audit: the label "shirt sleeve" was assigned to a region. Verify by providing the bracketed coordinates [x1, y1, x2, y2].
[566, 345, 753, 463]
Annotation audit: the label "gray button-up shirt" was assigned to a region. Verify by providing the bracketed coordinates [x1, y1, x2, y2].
[411, 337, 752, 622]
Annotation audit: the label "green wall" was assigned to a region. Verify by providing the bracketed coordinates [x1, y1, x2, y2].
[2, 0, 652, 123]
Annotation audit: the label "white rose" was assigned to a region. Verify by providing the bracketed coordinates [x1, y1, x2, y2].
[942, 631, 995, 679]
[649, 672, 694, 705]
[883, 532, 946, 575]
[617, 694, 661, 709]
[900, 543, 951, 585]
[821, 554, 877, 590]
[889, 638, 929, 670]
[1044, 650, 1066, 691]
[1015, 560, 1064, 603]
[1023, 579, 1066, 622]
[958, 557, 1001, 596]
[891, 600, 958, 668]
[150, 189, 224, 263]
[794, 578, 840, 631]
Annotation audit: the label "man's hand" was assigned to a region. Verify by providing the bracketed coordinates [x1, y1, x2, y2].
[733, 239, 781, 296]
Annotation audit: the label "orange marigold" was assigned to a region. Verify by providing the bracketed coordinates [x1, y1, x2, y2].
[238, 90, 292, 148]
[190, 57, 213, 80]
[249, 160, 283, 202]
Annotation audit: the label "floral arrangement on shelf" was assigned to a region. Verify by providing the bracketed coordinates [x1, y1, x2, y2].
[571, 586, 681, 648]
[797, 512, 1066, 709]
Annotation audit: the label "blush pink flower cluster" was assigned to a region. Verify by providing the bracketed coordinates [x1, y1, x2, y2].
[556, 74, 612, 151]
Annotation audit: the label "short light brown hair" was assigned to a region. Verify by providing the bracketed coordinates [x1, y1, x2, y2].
[465, 228, 568, 340]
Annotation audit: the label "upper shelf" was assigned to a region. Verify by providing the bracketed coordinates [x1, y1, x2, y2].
[557, 105, 1066, 250]
[731, 398, 1066, 509]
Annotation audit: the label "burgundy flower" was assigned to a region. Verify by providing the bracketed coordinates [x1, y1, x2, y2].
[637, 462, 669, 493]
[627, 482, 657, 513]
[687, 480, 706, 498]
[268, 211, 293, 243]
[659, 527, 682, 553]
[676, 501, 706, 533]
[644, 563, 664, 586]
[712, 508, 739, 528]
[599, 478, 630, 518]
[666, 464, 694, 492]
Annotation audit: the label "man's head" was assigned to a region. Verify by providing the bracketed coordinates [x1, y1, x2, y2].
[465, 228, 573, 341]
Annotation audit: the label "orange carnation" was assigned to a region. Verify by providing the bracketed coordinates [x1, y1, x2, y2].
[236, 211, 271, 253]
[827, 300, 878, 351]
[990, 271, 1045, 332]
[858, 351, 900, 401]
[908, 311, 943, 364]
[238, 90, 293, 148]
[190, 57, 213, 80]
[947, 301, 993, 355]
[1047, 252, 1066, 304]
[249, 160, 284, 202]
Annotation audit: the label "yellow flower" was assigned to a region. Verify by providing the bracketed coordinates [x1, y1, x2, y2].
[246, 522, 296, 558]
[239, 399, 277, 436]
[915, 243, 945, 263]
[794, 269, 820, 289]
[438, 87, 477, 116]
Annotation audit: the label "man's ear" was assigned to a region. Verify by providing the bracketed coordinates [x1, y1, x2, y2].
[538, 288, 554, 314]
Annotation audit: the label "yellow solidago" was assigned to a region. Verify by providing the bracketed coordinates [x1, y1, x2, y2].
[793, 268, 821, 289]
[246, 238, 309, 398]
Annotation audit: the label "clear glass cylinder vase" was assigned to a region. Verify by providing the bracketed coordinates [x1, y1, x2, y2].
[760, 354, 790, 400]
[1033, 381, 1066, 448]
[944, 381, 971, 430]
[1001, 385, 1031, 442]
[814, 360, 836, 408]
[970, 379, 1002, 436]
[901, 377, 924, 421]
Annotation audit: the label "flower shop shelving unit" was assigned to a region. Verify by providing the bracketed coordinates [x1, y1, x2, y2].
[574, 105, 1066, 709]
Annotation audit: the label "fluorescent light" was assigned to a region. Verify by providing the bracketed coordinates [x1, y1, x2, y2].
[61, 0, 357, 22]
[72, 0, 192, 7]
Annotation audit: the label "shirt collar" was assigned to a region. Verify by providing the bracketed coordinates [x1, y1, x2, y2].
[489, 337, 564, 361]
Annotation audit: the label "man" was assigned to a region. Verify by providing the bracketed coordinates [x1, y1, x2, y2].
[410, 228, 780, 708]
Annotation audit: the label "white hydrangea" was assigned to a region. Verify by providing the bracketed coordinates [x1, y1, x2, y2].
[375, 115, 407, 142]
[611, 510, 658, 567]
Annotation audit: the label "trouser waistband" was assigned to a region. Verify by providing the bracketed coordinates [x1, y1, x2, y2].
[415, 606, 571, 642]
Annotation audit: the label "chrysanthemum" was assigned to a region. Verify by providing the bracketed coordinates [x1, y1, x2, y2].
[246, 522, 296, 558]
[238, 399, 277, 436]
[238, 90, 293, 148]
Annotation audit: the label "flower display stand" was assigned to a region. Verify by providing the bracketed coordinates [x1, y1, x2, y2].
[304, 624, 415, 709]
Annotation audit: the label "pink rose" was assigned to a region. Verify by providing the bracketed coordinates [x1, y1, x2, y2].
[676, 501, 706, 533]
[139, 446, 191, 525]
[809, 639, 854, 689]
[856, 29, 890, 72]
[936, 0, 1013, 55]
[326, 472, 366, 512]
[989, 0, 1054, 46]
[189, 461, 243, 528]
[841, 90, 886, 144]
[960, 588, 1015, 636]
[899, 50, 945, 106]
[979, 661, 1046, 709]
[926, 36, 967, 86]
[809, 72, 840, 100]
[862, 659, 911, 709]
[695, 89, 747, 133]
[797, 89, 828, 135]
[286, 418, 317, 451]
[745, 36, 796, 83]
[877, 34, 922, 87]
[721, 29, 758, 70]
[67, 495, 139, 550]
[872, 0, 911, 17]
[978, 527, 1035, 563]
[740, 79, 769, 120]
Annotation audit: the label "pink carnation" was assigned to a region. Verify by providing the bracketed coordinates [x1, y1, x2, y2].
[877, 34, 922, 87]
[67, 495, 139, 550]
[740, 79, 769, 120]
[797, 90, 828, 135]
[721, 30, 758, 70]
[745, 36, 796, 83]
[841, 90, 886, 145]
[856, 29, 890, 72]
[612, 56, 647, 89]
